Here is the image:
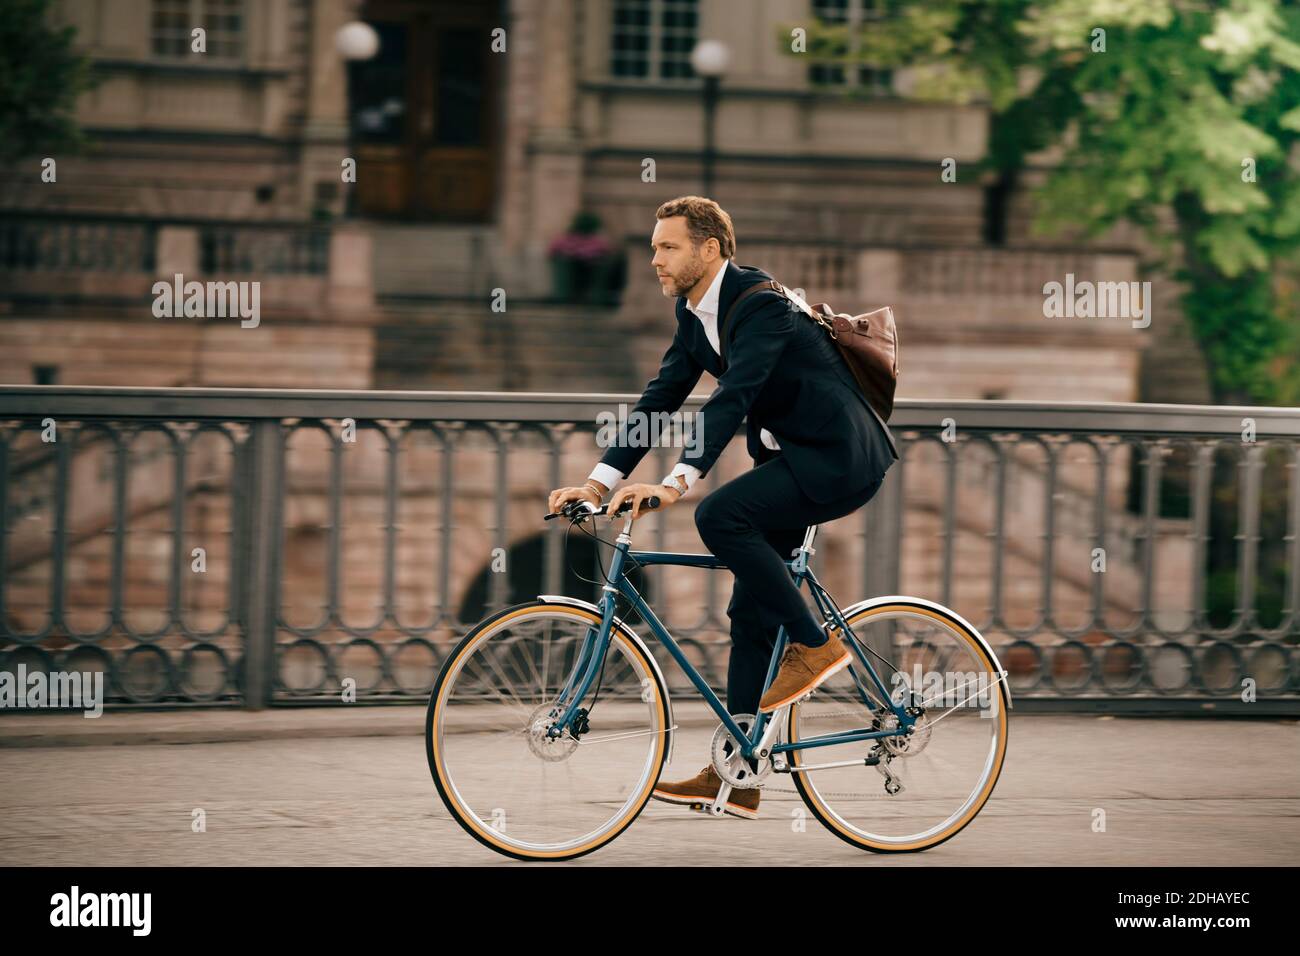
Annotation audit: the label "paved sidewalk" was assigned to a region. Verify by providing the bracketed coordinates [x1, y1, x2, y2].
[0, 709, 1297, 865]
[0, 705, 429, 748]
[0, 701, 731, 748]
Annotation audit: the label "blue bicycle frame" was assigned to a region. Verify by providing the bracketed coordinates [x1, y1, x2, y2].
[545, 521, 918, 758]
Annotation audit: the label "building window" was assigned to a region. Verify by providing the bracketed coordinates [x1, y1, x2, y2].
[151, 0, 244, 61]
[808, 0, 894, 95]
[33, 365, 59, 385]
[610, 0, 698, 81]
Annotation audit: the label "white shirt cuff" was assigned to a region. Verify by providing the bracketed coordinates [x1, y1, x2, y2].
[587, 463, 624, 493]
[660, 463, 702, 495]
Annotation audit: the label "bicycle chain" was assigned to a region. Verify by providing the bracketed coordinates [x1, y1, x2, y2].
[764, 787, 899, 798]
[765, 711, 908, 799]
[762, 756, 909, 800]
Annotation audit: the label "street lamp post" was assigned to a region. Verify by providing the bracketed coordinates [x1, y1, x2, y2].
[690, 40, 730, 199]
[336, 21, 380, 219]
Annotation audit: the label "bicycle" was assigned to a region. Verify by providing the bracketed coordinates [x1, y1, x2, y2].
[426, 495, 1012, 861]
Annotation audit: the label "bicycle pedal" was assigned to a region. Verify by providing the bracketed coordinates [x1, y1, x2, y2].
[687, 800, 728, 816]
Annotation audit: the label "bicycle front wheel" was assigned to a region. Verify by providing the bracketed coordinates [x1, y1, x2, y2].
[788, 599, 1009, 853]
[426, 600, 670, 861]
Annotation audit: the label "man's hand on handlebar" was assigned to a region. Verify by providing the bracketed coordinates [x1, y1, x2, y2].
[606, 481, 680, 522]
[545, 480, 673, 521]
[548, 483, 602, 516]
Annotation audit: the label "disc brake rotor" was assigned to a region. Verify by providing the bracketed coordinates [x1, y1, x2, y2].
[525, 702, 579, 761]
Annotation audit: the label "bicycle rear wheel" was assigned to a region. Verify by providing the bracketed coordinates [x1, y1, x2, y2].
[426, 600, 670, 861]
[788, 599, 1008, 852]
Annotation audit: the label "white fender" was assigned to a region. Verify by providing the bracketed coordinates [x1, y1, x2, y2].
[537, 595, 678, 760]
[836, 595, 1015, 709]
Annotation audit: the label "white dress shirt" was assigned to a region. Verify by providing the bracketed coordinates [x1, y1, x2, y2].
[587, 259, 780, 498]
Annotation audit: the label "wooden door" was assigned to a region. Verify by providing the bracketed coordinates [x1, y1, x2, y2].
[353, 0, 502, 221]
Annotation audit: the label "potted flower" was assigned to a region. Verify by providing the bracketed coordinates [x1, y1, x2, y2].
[548, 212, 621, 303]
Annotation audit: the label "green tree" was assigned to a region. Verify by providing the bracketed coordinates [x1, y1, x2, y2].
[784, 0, 1300, 406]
[0, 0, 93, 162]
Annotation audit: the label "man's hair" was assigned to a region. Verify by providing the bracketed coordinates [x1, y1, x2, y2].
[656, 196, 736, 260]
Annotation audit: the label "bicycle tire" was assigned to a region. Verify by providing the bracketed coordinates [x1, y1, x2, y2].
[426, 600, 671, 861]
[788, 598, 1010, 853]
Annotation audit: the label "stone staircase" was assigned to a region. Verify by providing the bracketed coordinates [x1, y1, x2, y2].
[370, 223, 500, 298]
[372, 298, 639, 392]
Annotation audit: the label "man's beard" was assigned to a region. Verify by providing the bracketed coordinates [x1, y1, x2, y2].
[664, 251, 707, 298]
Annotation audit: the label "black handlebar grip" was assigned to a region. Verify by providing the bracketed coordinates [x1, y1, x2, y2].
[546, 495, 662, 520]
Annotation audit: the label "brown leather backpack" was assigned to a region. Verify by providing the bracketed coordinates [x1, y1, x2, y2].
[720, 279, 899, 422]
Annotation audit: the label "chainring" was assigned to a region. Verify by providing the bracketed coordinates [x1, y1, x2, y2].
[710, 713, 774, 789]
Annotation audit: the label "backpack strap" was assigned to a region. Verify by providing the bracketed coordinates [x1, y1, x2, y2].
[718, 279, 783, 371]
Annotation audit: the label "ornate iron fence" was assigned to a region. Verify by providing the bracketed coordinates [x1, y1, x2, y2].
[1, 386, 1297, 713]
[0, 216, 157, 273]
[0, 215, 330, 276]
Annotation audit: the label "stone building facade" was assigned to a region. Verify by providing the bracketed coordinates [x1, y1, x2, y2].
[0, 0, 1207, 701]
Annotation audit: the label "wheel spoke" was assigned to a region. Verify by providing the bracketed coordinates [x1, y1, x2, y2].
[791, 605, 1007, 850]
[429, 608, 665, 859]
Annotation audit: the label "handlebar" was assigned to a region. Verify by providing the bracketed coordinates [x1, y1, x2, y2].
[545, 495, 661, 522]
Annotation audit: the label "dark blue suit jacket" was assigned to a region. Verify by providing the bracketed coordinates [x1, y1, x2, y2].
[599, 260, 899, 503]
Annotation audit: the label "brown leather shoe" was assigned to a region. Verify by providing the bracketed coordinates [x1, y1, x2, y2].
[652, 765, 761, 819]
[758, 632, 852, 712]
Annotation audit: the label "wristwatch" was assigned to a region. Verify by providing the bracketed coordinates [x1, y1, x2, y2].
[662, 474, 688, 497]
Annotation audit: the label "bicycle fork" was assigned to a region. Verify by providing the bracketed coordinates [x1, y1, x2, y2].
[544, 589, 620, 741]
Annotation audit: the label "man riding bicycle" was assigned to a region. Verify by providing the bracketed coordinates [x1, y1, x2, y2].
[548, 196, 898, 818]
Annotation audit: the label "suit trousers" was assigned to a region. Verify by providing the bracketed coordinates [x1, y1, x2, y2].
[692, 454, 884, 717]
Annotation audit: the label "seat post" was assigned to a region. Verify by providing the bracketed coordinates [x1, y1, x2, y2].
[800, 524, 818, 553]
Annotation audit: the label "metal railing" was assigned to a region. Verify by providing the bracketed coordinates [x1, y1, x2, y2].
[732, 237, 1137, 301]
[200, 224, 330, 275]
[0, 216, 158, 273]
[1, 387, 1297, 713]
[0, 215, 330, 276]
